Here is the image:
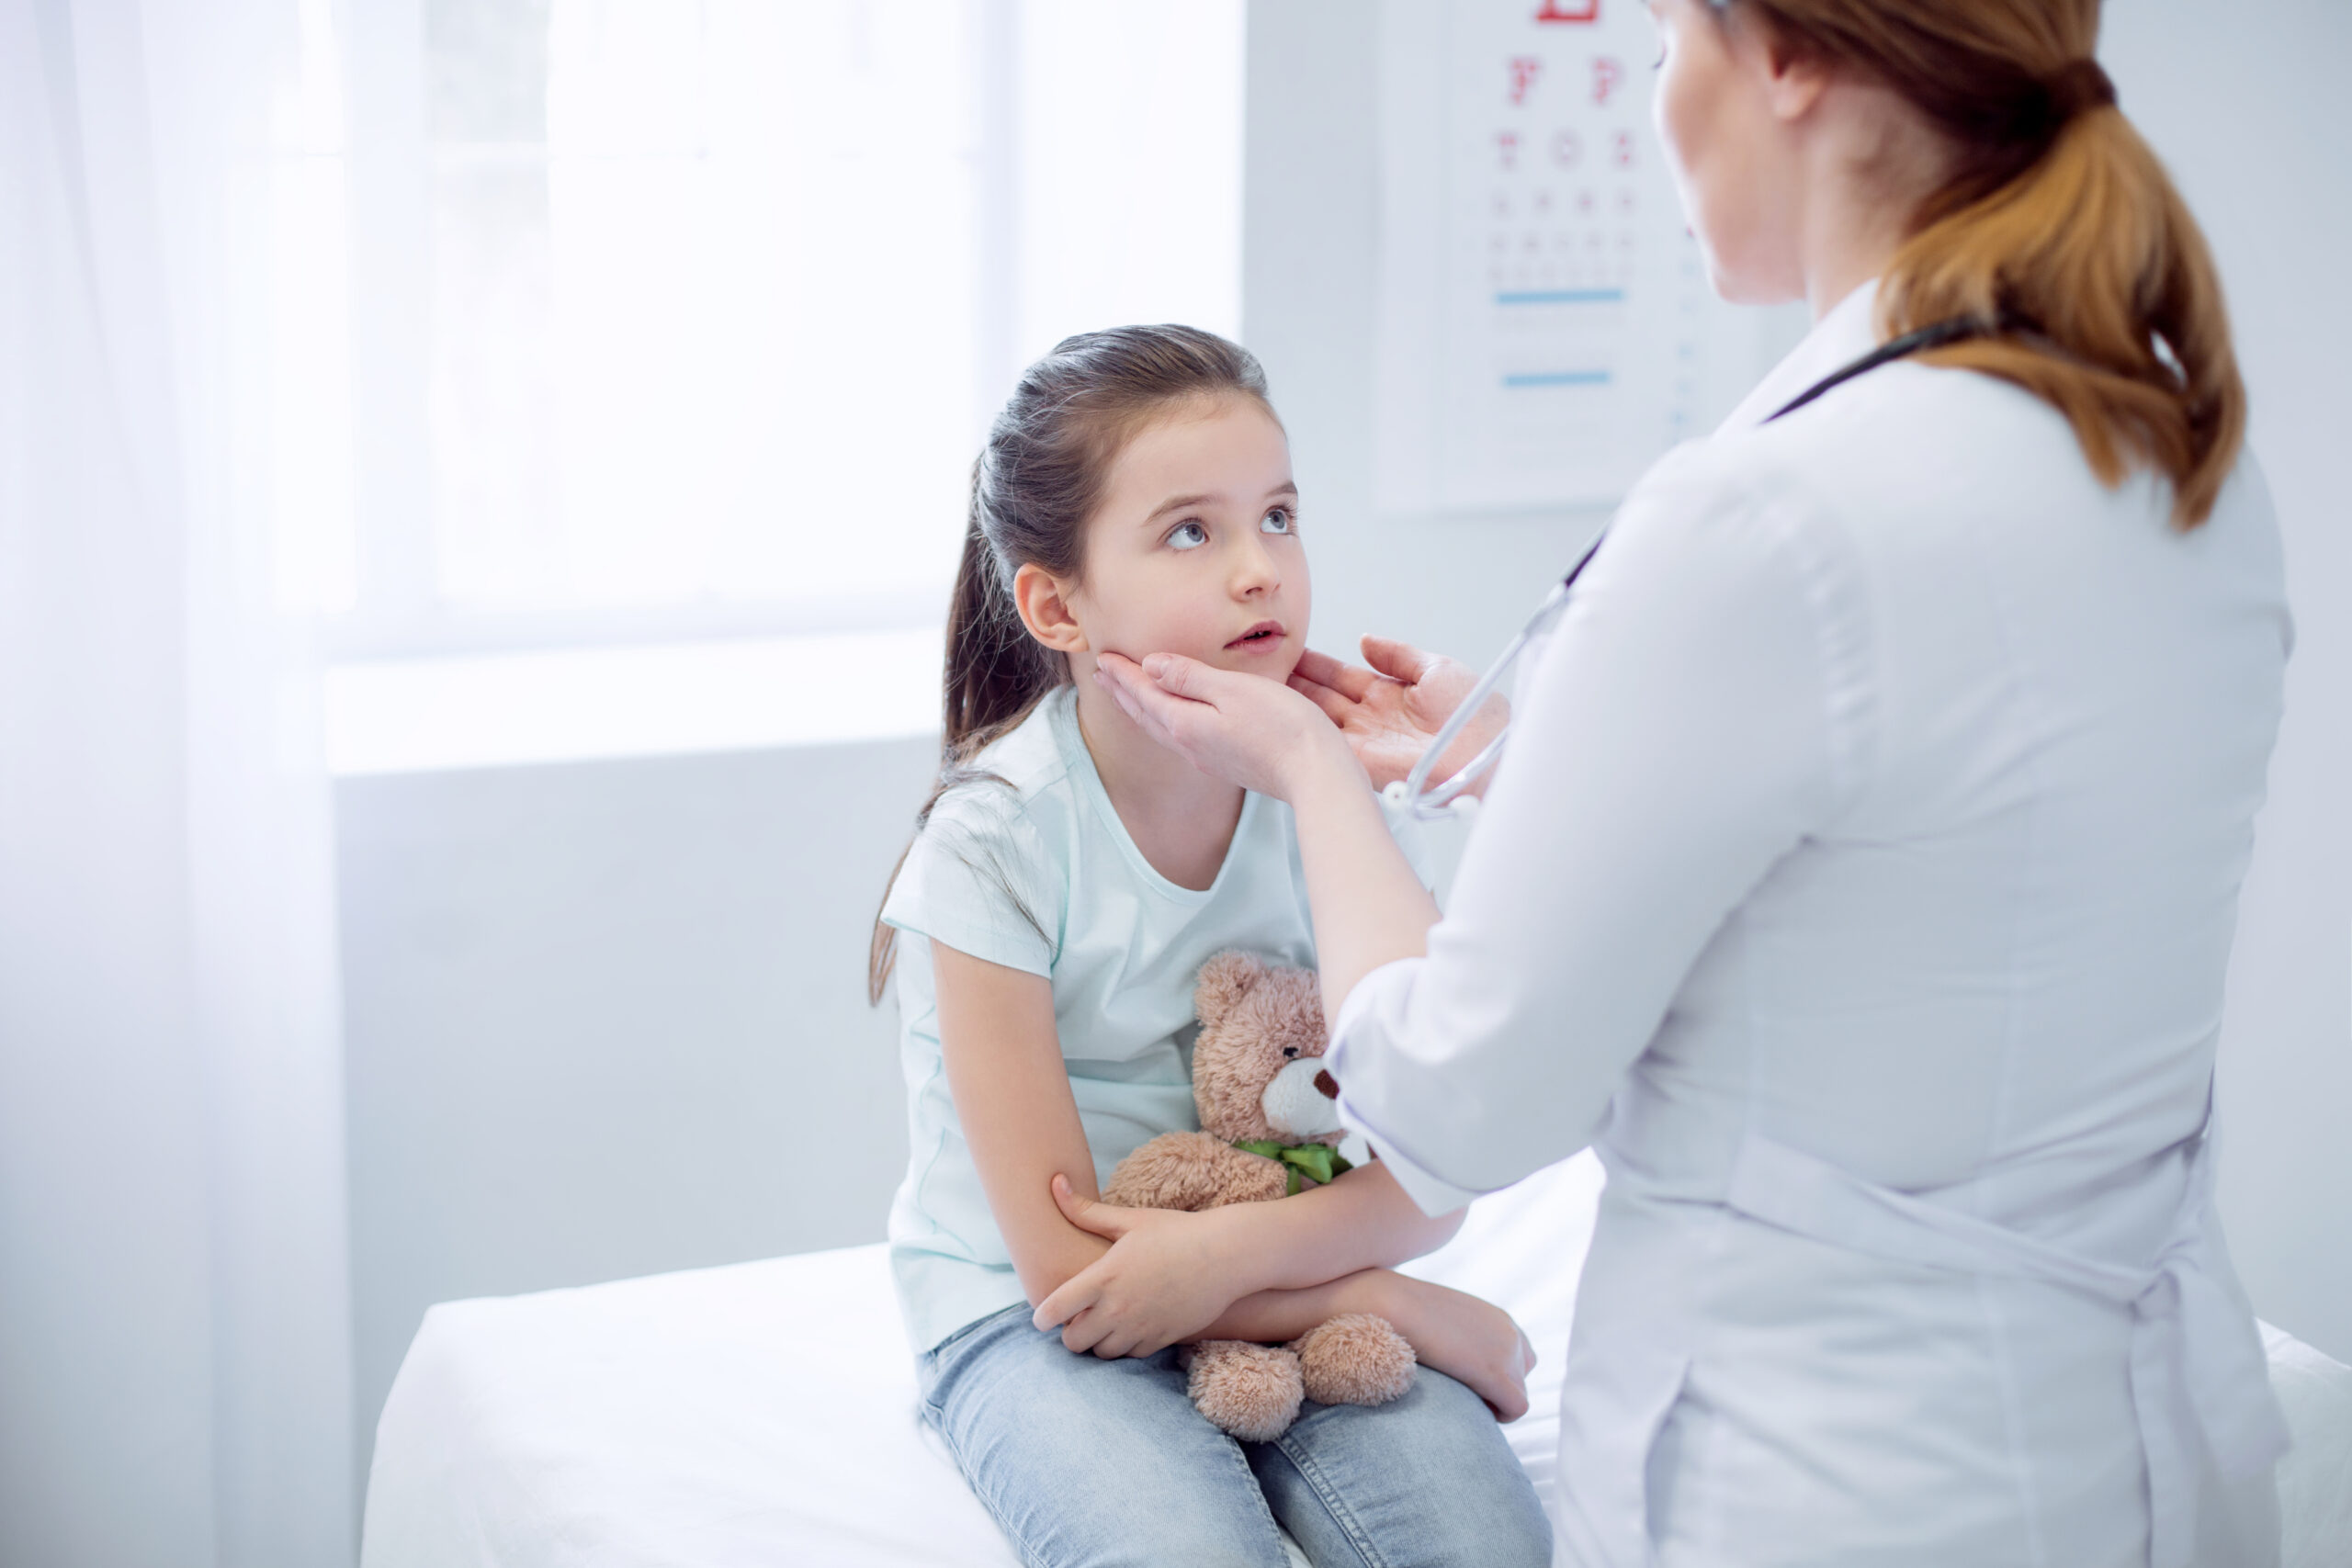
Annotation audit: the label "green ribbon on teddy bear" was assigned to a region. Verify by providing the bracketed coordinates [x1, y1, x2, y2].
[1232, 1139, 1354, 1196]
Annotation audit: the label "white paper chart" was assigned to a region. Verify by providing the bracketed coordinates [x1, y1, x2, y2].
[1375, 0, 1769, 514]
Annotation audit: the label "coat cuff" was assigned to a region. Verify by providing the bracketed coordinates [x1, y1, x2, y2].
[1330, 956, 1482, 1217]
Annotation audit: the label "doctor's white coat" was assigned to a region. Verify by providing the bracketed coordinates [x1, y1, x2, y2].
[1331, 285, 2293, 1568]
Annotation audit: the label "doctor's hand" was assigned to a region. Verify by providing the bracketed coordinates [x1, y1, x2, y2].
[1093, 650, 1359, 803]
[1288, 637, 1510, 796]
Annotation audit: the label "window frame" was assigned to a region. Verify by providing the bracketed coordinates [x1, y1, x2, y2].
[332, 0, 1022, 664]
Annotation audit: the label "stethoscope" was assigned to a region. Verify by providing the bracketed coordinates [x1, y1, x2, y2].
[1385, 314, 1988, 821]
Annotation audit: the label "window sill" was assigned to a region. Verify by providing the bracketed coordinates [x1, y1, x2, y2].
[323, 627, 941, 776]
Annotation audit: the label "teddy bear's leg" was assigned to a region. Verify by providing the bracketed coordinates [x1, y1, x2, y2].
[1292, 1314, 1418, 1407]
[1185, 1339, 1305, 1442]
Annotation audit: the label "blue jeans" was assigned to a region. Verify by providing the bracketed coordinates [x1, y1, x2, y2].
[919, 1304, 1552, 1568]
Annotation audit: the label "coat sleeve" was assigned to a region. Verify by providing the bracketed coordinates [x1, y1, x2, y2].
[1332, 447, 1873, 1214]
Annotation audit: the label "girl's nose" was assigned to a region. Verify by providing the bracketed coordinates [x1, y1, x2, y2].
[1229, 535, 1280, 597]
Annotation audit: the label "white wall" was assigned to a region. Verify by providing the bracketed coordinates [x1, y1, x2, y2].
[2103, 2, 2352, 1361]
[1242, 0, 2352, 1359]
[337, 738, 936, 1483]
[1240, 10, 1601, 680]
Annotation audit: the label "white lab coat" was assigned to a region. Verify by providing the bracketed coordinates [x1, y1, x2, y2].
[1330, 284, 2294, 1568]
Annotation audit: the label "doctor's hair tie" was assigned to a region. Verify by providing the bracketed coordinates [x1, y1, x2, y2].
[1967, 55, 2115, 147]
[2042, 58, 2119, 122]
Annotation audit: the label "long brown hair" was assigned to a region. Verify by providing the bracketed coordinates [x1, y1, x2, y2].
[867, 325, 1274, 1002]
[1719, 0, 2241, 525]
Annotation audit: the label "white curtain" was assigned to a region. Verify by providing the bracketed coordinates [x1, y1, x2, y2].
[1, 0, 355, 1562]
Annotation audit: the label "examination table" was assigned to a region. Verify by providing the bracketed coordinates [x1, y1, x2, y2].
[361, 1154, 2352, 1566]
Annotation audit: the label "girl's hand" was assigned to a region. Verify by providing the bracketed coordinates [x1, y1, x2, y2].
[1092, 651, 1361, 805]
[1287, 637, 1510, 796]
[1032, 1177, 1249, 1358]
[1374, 1272, 1539, 1423]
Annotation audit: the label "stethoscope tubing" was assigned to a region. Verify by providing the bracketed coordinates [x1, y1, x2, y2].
[1385, 314, 1988, 822]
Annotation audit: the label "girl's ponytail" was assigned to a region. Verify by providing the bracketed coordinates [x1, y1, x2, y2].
[869, 324, 1273, 1003]
[867, 482, 1066, 1004]
[944, 462, 1066, 760]
[1727, 0, 2243, 526]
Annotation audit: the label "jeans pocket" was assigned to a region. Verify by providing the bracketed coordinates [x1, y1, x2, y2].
[918, 1302, 1031, 1417]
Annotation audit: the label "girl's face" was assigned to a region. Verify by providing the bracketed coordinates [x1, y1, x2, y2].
[1025, 394, 1310, 682]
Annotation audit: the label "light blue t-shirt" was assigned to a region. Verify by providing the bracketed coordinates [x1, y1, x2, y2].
[880, 684, 1417, 1352]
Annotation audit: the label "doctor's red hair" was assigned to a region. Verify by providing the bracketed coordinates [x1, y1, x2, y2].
[1717, 0, 2242, 526]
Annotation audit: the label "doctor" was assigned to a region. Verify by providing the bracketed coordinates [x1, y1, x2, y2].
[1091, 0, 2293, 1563]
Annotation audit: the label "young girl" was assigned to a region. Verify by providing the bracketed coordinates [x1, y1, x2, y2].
[868, 325, 1551, 1568]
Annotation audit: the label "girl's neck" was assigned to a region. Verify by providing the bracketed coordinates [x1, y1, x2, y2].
[1068, 653, 1247, 893]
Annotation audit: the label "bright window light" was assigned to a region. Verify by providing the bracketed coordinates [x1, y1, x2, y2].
[1011, 0, 1245, 367]
[426, 0, 978, 616]
[303, 0, 1245, 766]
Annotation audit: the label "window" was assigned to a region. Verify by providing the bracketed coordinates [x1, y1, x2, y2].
[295, 0, 1242, 759]
[417, 0, 980, 635]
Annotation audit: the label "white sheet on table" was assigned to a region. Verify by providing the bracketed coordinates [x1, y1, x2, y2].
[360, 1155, 1601, 1567]
[2263, 1322, 2352, 1568]
[363, 1152, 2352, 1567]
[365, 1238, 1018, 1568]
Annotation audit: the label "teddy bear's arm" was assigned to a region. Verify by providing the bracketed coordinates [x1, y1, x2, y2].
[1102, 1131, 1291, 1211]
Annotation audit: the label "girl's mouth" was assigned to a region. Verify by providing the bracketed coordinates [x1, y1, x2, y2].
[1225, 621, 1286, 651]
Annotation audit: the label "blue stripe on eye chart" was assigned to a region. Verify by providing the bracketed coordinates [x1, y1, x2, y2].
[1503, 370, 1612, 388]
[1494, 288, 1626, 305]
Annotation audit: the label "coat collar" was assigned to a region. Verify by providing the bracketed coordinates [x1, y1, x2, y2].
[1717, 279, 1883, 434]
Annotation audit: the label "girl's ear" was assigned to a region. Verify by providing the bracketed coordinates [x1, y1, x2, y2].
[1012, 562, 1089, 655]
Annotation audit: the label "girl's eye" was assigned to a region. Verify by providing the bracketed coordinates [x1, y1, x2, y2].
[1169, 521, 1208, 550]
[1260, 508, 1294, 536]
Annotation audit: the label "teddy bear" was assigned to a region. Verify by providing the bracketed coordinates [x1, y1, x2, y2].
[1101, 950, 1418, 1441]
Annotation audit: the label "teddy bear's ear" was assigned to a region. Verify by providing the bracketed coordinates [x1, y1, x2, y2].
[1193, 951, 1265, 1029]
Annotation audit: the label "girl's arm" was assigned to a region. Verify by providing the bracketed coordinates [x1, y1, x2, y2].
[1031, 1159, 1462, 1350]
[936, 938, 1535, 1418]
[932, 940, 1111, 1306]
[1195, 1269, 1537, 1422]
[940, 932, 1456, 1317]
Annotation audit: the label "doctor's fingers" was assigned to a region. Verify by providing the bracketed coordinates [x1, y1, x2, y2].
[1094, 659, 1224, 756]
[1293, 646, 1381, 702]
[1091, 665, 1194, 757]
[1286, 671, 1357, 727]
[1134, 650, 1230, 703]
[1091, 657, 1170, 731]
[1359, 634, 1442, 688]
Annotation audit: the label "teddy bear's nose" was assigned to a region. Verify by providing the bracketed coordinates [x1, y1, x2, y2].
[1314, 1070, 1339, 1100]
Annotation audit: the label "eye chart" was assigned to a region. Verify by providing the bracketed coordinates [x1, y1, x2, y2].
[1375, 0, 1770, 514]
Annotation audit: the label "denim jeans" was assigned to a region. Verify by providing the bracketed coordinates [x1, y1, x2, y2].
[919, 1304, 1552, 1568]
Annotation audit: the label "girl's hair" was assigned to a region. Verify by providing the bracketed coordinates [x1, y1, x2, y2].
[1717, 0, 2241, 525]
[868, 324, 1274, 1002]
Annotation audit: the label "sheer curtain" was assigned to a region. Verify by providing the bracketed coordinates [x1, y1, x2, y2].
[1, 0, 354, 1563]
